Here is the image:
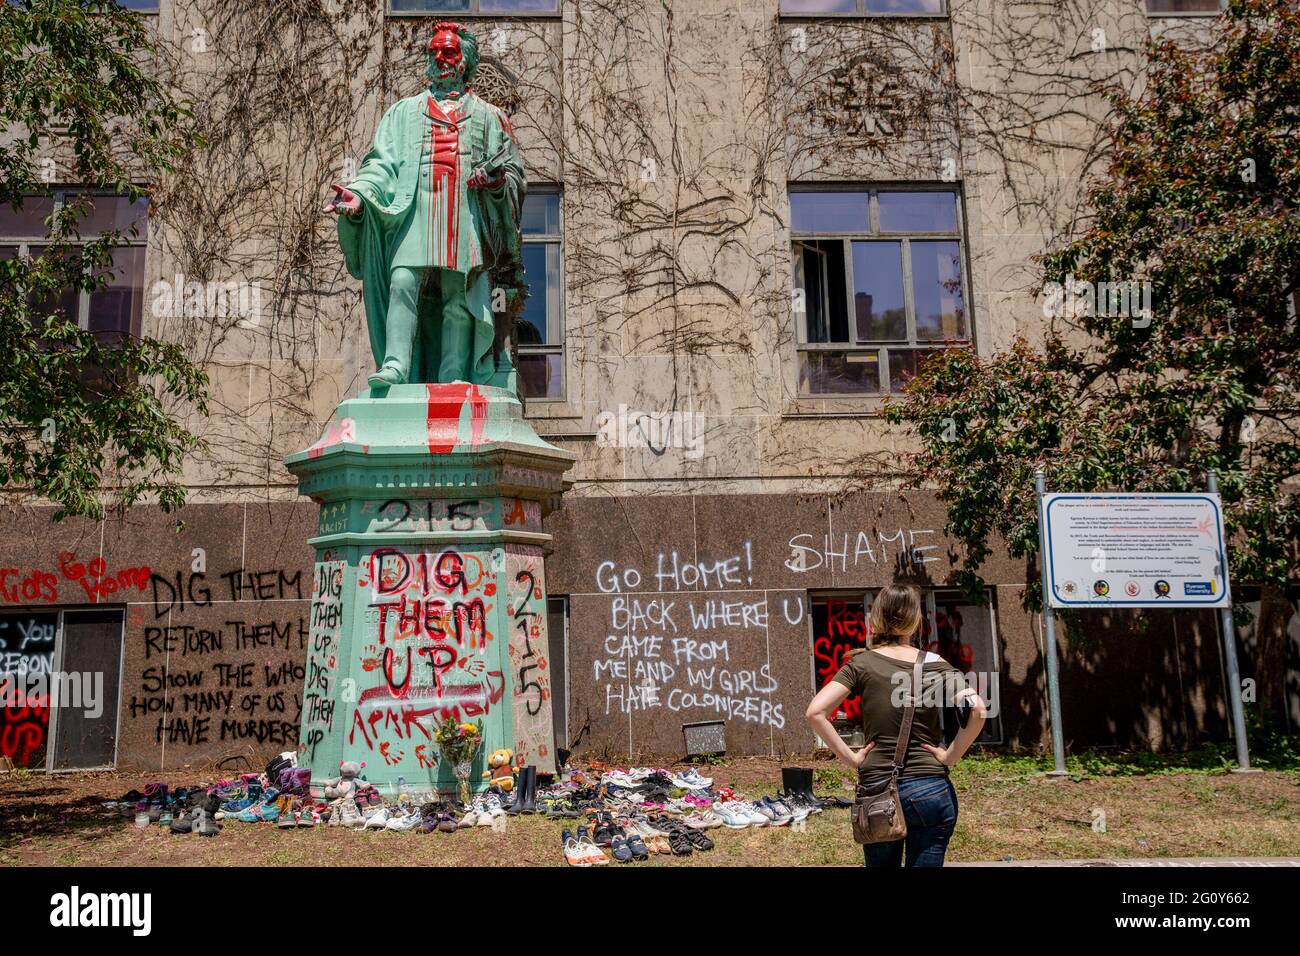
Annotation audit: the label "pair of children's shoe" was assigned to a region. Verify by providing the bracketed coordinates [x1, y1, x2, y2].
[328, 798, 364, 827]
[359, 803, 424, 832]
[169, 805, 221, 837]
[608, 832, 650, 862]
[562, 826, 609, 866]
[459, 806, 505, 827]
[414, 802, 460, 833]
[276, 798, 324, 829]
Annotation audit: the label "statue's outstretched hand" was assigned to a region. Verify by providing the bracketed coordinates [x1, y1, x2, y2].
[324, 183, 362, 215]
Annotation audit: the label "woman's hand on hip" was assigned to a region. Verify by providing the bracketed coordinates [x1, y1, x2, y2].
[920, 743, 956, 768]
[848, 741, 875, 769]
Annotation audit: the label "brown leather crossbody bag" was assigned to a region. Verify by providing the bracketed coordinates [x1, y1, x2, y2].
[852, 654, 926, 844]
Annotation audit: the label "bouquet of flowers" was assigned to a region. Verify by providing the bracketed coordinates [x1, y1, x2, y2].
[434, 717, 483, 804]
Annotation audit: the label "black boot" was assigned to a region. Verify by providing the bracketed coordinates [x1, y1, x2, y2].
[521, 765, 538, 814]
[508, 766, 534, 815]
[780, 766, 800, 800]
[506, 770, 526, 815]
[801, 767, 821, 806]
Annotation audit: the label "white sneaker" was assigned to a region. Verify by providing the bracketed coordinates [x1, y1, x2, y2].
[737, 801, 768, 826]
[761, 798, 793, 826]
[714, 803, 750, 828]
[672, 769, 713, 790]
[338, 799, 364, 827]
[386, 811, 421, 831]
[362, 807, 390, 830]
[603, 770, 636, 788]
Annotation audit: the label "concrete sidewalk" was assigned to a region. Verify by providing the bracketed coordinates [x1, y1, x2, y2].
[950, 858, 1300, 867]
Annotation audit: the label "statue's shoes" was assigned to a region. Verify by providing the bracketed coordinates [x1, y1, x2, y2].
[367, 366, 405, 388]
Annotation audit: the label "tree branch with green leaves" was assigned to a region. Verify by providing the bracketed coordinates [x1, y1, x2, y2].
[0, 0, 208, 520]
[886, 0, 1300, 725]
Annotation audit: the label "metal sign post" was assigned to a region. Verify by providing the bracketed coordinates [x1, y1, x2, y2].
[1205, 470, 1254, 772]
[1035, 470, 1070, 776]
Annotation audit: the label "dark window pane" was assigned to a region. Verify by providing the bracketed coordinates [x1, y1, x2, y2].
[888, 348, 939, 392]
[76, 195, 148, 237]
[811, 598, 868, 733]
[791, 192, 870, 234]
[27, 246, 79, 323]
[88, 245, 145, 341]
[0, 611, 60, 769]
[932, 596, 1003, 743]
[480, 0, 559, 11]
[390, 0, 471, 9]
[49, 608, 124, 771]
[518, 352, 563, 400]
[796, 239, 848, 344]
[1145, 0, 1220, 11]
[520, 242, 559, 345]
[522, 192, 560, 235]
[0, 197, 56, 237]
[878, 192, 957, 233]
[116, 0, 160, 9]
[800, 350, 880, 394]
[546, 598, 567, 748]
[911, 240, 965, 340]
[866, 0, 944, 11]
[851, 241, 906, 341]
[780, 0, 858, 11]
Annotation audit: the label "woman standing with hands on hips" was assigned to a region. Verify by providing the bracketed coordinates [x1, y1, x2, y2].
[806, 584, 986, 867]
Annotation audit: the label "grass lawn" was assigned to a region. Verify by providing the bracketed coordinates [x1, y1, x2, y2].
[1, 751, 1297, 867]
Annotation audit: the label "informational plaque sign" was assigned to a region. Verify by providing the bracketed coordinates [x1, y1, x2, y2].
[1041, 494, 1231, 608]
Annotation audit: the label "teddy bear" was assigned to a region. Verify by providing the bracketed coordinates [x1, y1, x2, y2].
[481, 748, 517, 792]
[324, 760, 377, 826]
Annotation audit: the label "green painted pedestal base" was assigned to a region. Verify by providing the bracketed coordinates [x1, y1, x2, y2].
[284, 383, 574, 796]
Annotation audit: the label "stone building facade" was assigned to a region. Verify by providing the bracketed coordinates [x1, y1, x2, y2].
[2, 0, 1269, 773]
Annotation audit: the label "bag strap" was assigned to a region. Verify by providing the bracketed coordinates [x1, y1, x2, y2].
[891, 654, 926, 773]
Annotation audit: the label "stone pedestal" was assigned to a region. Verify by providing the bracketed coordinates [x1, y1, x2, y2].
[284, 383, 574, 795]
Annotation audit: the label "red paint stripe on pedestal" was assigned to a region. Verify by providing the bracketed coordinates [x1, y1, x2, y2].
[426, 383, 487, 454]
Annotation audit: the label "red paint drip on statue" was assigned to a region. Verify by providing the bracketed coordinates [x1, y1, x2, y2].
[426, 383, 487, 454]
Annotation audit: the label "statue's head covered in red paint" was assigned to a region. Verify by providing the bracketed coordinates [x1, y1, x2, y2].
[426, 21, 480, 89]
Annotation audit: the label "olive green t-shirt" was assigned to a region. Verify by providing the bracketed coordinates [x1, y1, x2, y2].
[832, 649, 969, 785]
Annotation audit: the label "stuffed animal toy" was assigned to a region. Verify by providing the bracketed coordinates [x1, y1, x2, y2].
[324, 760, 376, 826]
[324, 760, 368, 800]
[481, 748, 517, 792]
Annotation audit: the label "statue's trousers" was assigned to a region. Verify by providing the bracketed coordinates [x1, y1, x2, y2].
[384, 267, 501, 385]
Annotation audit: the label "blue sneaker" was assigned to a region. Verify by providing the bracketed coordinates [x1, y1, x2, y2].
[237, 797, 282, 823]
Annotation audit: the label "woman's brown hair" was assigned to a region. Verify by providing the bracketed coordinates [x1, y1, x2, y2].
[848, 584, 923, 657]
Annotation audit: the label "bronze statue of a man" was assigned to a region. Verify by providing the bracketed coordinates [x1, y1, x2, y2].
[326, 22, 525, 392]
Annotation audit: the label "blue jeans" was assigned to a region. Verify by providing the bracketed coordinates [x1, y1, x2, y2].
[862, 775, 958, 868]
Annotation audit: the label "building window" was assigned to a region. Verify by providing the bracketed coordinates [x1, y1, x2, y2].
[780, 0, 946, 15]
[518, 188, 563, 400]
[1144, 0, 1223, 13]
[390, 0, 561, 14]
[791, 187, 968, 396]
[811, 590, 1002, 746]
[0, 607, 126, 771]
[117, 1, 160, 9]
[0, 190, 148, 343]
